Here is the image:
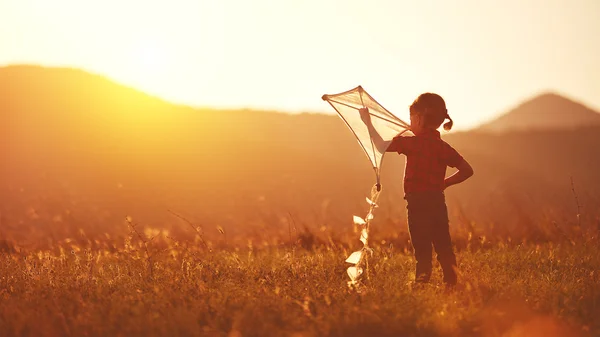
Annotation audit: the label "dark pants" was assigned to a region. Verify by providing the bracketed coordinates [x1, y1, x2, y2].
[405, 192, 457, 285]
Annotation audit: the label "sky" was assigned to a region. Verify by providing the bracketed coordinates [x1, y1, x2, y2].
[1, 0, 599, 130]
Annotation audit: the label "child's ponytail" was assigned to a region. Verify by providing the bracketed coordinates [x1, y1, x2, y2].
[443, 113, 453, 131]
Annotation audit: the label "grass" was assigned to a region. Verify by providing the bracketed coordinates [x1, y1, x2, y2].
[0, 233, 598, 337]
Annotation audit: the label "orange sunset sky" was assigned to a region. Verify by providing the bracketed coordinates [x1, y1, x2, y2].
[1, 0, 599, 130]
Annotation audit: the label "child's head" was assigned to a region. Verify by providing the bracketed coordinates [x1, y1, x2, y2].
[409, 93, 453, 133]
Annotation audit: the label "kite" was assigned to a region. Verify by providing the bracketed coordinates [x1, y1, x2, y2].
[322, 86, 410, 191]
[321, 85, 411, 286]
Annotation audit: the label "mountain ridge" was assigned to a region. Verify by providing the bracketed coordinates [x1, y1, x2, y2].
[477, 91, 600, 133]
[7, 64, 600, 130]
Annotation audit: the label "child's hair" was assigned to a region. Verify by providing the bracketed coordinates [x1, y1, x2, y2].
[409, 93, 453, 131]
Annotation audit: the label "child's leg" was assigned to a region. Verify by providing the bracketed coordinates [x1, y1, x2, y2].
[408, 223, 433, 283]
[406, 195, 434, 283]
[432, 226, 457, 285]
[431, 202, 458, 285]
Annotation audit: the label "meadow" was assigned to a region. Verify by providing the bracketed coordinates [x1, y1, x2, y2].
[1, 218, 598, 337]
[2, 66, 600, 336]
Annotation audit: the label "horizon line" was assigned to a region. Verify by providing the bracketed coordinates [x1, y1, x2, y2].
[2, 62, 599, 133]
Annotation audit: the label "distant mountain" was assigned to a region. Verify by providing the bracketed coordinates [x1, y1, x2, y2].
[478, 92, 600, 133]
[1, 65, 599, 245]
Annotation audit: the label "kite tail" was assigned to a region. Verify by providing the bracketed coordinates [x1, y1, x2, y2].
[345, 183, 382, 288]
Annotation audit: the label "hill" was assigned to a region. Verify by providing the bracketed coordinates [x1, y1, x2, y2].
[477, 92, 600, 133]
[1, 65, 599, 246]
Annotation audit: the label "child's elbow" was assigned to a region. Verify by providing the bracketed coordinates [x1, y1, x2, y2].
[466, 165, 474, 177]
[460, 161, 474, 179]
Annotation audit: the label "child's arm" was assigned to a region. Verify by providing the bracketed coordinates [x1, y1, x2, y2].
[359, 108, 394, 153]
[444, 159, 474, 189]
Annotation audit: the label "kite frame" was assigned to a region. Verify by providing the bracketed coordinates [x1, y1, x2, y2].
[322, 86, 410, 129]
[322, 85, 410, 190]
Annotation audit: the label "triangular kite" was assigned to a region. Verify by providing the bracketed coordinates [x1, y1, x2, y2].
[322, 85, 410, 190]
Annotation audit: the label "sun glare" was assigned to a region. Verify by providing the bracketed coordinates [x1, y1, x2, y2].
[131, 40, 166, 75]
[119, 39, 172, 97]
[137, 41, 165, 72]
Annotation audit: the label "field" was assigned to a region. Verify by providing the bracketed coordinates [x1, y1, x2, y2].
[2, 66, 600, 336]
[1, 222, 598, 337]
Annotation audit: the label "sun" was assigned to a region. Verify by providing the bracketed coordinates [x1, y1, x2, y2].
[120, 38, 172, 96]
[137, 41, 166, 72]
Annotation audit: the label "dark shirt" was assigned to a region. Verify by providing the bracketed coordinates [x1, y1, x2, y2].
[388, 129, 463, 193]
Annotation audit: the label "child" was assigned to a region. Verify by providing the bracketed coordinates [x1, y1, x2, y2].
[359, 93, 473, 286]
